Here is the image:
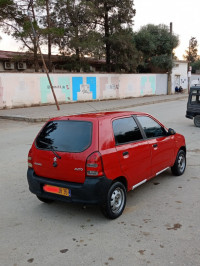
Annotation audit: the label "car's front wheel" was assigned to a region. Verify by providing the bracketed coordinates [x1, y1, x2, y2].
[194, 115, 200, 127]
[171, 150, 186, 176]
[101, 181, 126, 219]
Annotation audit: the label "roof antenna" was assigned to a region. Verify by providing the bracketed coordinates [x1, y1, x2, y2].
[27, 0, 60, 111]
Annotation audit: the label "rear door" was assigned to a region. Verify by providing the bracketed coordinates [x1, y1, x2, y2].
[136, 115, 175, 177]
[32, 119, 97, 183]
[112, 116, 151, 190]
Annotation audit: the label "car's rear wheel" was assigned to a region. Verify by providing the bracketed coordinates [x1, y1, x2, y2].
[37, 195, 54, 203]
[171, 150, 186, 176]
[101, 181, 126, 219]
[194, 115, 200, 127]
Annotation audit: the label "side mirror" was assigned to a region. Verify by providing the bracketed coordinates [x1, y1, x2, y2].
[168, 128, 176, 135]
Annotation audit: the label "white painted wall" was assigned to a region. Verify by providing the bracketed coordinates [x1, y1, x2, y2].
[171, 60, 188, 92]
[0, 73, 168, 109]
[191, 74, 200, 86]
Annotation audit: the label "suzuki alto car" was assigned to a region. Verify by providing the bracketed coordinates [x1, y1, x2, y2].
[27, 111, 186, 219]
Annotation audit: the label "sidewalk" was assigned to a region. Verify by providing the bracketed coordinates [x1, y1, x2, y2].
[0, 94, 188, 122]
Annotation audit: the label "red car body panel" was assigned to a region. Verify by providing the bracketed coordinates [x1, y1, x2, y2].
[28, 111, 186, 197]
[32, 116, 99, 183]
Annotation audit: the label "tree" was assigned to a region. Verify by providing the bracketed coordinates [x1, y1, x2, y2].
[0, 0, 41, 71]
[110, 28, 139, 72]
[92, 0, 136, 72]
[135, 24, 179, 72]
[191, 60, 200, 73]
[53, 0, 99, 72]
[183, 37, 198, 64]
[0, 0, 15, 21]
[0, 0, 64, 72]
[35, 0, 64, 72]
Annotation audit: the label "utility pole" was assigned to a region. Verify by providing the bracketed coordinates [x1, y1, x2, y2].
[188, 39, 191, 94]
[167, 22, 173, 95]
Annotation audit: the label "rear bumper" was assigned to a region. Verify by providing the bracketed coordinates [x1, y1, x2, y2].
[27, 168, 112, 205]
[186, 114, 193, 119]
[186, 110, 200, 119]
[186, 111, 194, 119]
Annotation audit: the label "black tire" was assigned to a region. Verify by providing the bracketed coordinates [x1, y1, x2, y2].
[171, 150, 186, 176]
[101, 181, 126, 219]
[194, 115, 200, 127]
[36, 195, 54, 204]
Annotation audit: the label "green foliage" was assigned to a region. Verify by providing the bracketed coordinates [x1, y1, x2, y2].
[53, 0, 100, 72]
[135, 24, 179, 72]
[110, 28, 139, 72]
[91, 0, 136, 71]
[0, 1, 182, 74]
[60, 55, 90, 72]
[191, 60, 200, 73]
[183, 37, 198, 63]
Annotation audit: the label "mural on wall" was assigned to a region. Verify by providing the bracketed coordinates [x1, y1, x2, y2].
[58, 77, 71, 101]
[99, 76, 120, 99]
[0, 73, 166, 109]
[120, 75, 140, 97]
[0, 77, 3, 107]
[40, 77, 53, 103]
[141, 76, 156, 95]
[72, 76, 96, 101]
[119, 75, 156, 98]
[180, 78, 187, 85]
[13, 78, 35, 105]
[40, 76, 72, 103]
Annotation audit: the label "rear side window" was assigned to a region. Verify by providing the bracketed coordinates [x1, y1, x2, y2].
[36, 120, 92, 153]
[137, 116, 167, 138]
[113, 117, 143, 145]
[191, 90, 200, 105]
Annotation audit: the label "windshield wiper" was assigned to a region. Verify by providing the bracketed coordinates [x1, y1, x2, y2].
[38, 140, 61, 159]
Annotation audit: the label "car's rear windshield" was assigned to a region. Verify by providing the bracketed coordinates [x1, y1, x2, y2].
[36, 120, 92, 153]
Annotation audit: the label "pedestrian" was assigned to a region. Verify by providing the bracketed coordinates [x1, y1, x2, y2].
[175, 86, 179, 93]
[179, 86, 183, 93]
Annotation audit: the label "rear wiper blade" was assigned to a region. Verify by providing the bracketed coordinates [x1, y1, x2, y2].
[38, 140, 61, 159]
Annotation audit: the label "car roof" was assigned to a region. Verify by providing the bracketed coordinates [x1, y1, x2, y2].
[190, 86, 200, 90]
[50, 111, 149, 121]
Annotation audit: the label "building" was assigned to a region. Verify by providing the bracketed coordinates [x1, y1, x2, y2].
[0, 50, 106, 73]
[171, 60, 188, 92]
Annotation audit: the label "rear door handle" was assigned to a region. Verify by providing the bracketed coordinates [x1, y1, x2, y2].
[123, 151, 129, 156]
[153, 144, 158, 148]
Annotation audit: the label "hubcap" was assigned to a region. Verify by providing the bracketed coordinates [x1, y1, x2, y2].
[110, 187, 125, 214]
[178, 154, 186, 173]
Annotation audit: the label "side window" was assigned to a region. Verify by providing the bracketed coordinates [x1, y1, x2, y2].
[113, 117, 143, 145]
[137, 116, 167, 138]
[191, 94, 200, 104]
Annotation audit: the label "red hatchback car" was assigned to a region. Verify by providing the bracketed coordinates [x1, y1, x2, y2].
[27, 111, 186, 219]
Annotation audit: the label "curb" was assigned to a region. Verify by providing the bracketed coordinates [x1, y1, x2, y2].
[0, 95, 188, 123]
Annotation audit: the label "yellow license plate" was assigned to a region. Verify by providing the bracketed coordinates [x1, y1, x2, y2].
[43, 184, 71, 197]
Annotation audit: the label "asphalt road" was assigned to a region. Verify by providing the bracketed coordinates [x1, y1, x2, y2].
[0, 98, 200, 266]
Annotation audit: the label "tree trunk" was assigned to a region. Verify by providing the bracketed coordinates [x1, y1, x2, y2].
[76, 47, 80, 72]
[104, 3, 111, 72]
[34, 43, 40, 72]
[46, 0, 53, 72]
[31, 5, 40, 72]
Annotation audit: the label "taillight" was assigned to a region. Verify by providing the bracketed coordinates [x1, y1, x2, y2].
[28, 148, 33, 168]
[86, 152, 104, 177]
